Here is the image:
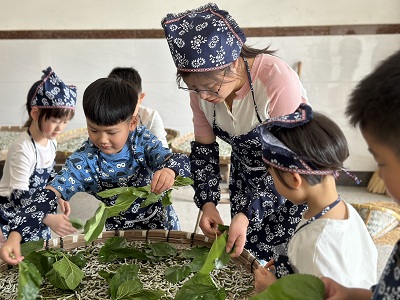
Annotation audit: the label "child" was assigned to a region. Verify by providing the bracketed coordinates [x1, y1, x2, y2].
[0, 67, 77, 246]
[322, 50, 400, 299]
[0, 76, 190, 265]
[108, 67, 169, 148]
[254, 103, 377, 292]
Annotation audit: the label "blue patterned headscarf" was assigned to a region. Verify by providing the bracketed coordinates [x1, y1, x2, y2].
[259, 104, 334, 175]
[161, 3, 246, 72]
[259, 103, 361, 183]
[31, 67, 77, 109]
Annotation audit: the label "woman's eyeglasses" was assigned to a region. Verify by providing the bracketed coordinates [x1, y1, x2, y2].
[178, 69, 227, 96]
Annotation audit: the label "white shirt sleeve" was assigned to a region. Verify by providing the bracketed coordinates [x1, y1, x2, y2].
[0, 132, 36, 195]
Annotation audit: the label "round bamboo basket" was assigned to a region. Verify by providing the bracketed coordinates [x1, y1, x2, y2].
[171, 132, 232, 165]
[165, 128, 180, 147]
[351, 202, 400, 239]
[55, 127, 88, 163]
[0, 126, 27, 161]
[0, 230, 260, 274]
[367, 170, 389, 196]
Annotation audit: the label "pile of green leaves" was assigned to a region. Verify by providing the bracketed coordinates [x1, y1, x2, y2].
[13, 224, 236, 300]
[250, 274, 325, 300]
[96, 225, 233, 300]
[17, 239, 86, 299]
[85, 175, 193, 243]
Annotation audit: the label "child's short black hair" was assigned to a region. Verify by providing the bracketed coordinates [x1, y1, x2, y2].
[346, 50, 400, 156]
[83, 77, 138, 126]
[108, 67, 142, 93]
[271, 112, 349, 186]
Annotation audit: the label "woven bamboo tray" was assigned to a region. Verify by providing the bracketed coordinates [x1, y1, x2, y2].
[55, 127, 88, 163]
[171, 132, 232, 165]
[0, 230, 260, 274]
[351, 202, 400, 239]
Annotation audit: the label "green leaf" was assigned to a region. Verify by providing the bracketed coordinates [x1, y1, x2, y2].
[165, 265, 192, 283]
[161, 190, 173, 207]
[70, 218, 84, 230]
[146, 242, 177, 257]
[98, 237, 147, 263]
[139, 192, 161, 208]
[97, 187, 131, 198]
[199, 231, 229, 274]
[121, 289, 165, 300]
[99, 270, 115, 283]
[173, 176, 194, 187]
[84, 202, 109, 243]
[250, 274, 325, 300]
[108, 192, 139, 217]
[67, 251, 87, 269]
[217, 224, 229, 233]
[24, 250, 57, 277]
[180, 246, 209, 259]
[189, 252, 208, 273]
[109, 265, 141, 299]
[18, 261, 42, 300]
[115, 279, 144, 299]
[215, 250, 231, 270]
[175, 273, 226, 300]
[20, 239, 44, 257]
[46, 255, 84, 290]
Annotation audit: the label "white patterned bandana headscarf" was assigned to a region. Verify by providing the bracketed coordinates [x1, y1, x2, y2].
[161, 3, 246, 72]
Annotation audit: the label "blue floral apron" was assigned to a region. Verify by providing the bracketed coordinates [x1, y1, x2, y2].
[212, 57, 307, 261]
[0, 130, 56, 240]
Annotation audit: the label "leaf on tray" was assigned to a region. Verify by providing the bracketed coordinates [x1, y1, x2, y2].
[250, 274, 325, 300]
[18, 261, 42, 300]
[46, 255, 84, 290]
[20, 239, 44, 257]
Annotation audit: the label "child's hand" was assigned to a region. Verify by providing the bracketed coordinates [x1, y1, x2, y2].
[151, 168, 175, 194]
[0, 231, 24, 265]
[264, 258, 275, 270]
[254, 266, 277, 293]
[58, 198, 71, 216]
[43, 214, 76, 237]
[321, 277, 372, 300]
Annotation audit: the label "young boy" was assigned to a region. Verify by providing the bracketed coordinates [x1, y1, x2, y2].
[322, 50, 400, 299]
[108, 67, 169, 148]
[0, 77, 190, 265]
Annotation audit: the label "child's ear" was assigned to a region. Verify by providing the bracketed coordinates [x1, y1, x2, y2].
[129, 114, 139, 130]
[30, 107, 40, 120]
[139, 92, 145, 104]
[291, 173, 303, 189]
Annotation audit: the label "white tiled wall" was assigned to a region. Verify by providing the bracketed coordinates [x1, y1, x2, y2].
[0, 34, 399, 171]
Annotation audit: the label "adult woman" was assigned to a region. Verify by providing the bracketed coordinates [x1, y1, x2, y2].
[162, 3, 308, 260]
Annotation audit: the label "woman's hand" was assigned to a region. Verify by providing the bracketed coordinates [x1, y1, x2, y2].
[0, 231, 24, 265]
[43, 214, 76, 237]
[151, 168, 175, 194]
[199, 202, 224, 238]
[226, 212, 249, 258]
[254, 266, 278, 293]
